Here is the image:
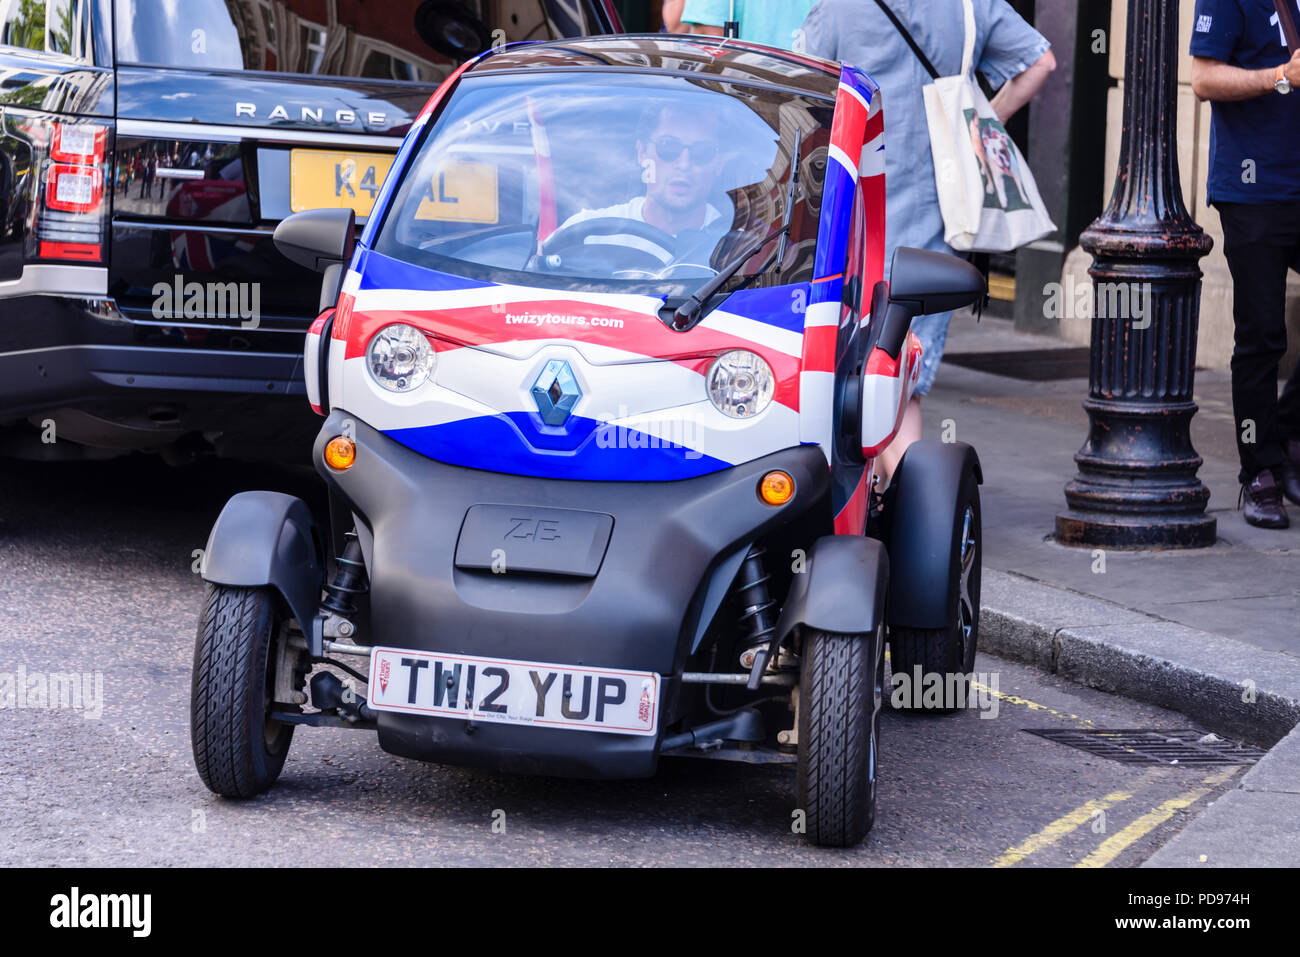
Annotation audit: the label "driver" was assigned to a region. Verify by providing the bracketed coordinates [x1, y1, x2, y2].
[556, 104, 729, 263]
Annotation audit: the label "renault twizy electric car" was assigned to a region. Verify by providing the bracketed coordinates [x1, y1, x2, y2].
[190, 36, 985, 848]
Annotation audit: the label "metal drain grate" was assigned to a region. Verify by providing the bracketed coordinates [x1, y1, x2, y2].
[943, 347, 1092, 380]
[1024, 729, 1266, 766]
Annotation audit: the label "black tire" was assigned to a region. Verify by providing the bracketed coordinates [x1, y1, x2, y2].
[890, 468, 981, 713]
[797, 626, 884, 847]
[191, 584, 294, 797]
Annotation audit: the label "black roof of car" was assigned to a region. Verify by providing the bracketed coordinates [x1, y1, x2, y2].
[468, 34, 842, 101]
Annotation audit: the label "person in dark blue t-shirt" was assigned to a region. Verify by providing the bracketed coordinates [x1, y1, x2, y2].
[1191, 0, 1300, 528]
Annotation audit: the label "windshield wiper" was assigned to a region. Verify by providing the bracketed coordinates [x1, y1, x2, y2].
[668, 128, 804, 332]
[668, 225, 787, 330]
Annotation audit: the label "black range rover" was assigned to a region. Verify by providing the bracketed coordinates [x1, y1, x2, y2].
[0, 0, 621, 462]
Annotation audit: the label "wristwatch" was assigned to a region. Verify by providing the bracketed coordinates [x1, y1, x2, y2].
[1276, 64, 1291, 94]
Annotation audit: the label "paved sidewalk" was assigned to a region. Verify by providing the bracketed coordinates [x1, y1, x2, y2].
[927, 313, 1300, 866]
[934, 315, 1298, 658]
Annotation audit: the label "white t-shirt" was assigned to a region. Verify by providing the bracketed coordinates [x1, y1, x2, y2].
[558, 196, 724, 263]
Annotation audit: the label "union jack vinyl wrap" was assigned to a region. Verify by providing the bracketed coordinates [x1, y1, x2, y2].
[322, 250, 807, 481]
[305, 59, 909, 494]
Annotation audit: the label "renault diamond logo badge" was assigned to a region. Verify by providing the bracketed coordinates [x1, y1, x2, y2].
[531, 359, 581, 426]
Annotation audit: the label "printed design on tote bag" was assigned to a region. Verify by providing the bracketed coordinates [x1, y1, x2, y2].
[963, 109, 1031, 212]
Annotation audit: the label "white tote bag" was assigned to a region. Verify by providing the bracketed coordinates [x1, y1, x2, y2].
[920, 0, 1055, 251]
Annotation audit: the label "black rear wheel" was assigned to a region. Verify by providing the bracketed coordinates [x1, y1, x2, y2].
[890, 469, 981, 712]
[797, 626, 883, 847]
[191, 585, 295, 797]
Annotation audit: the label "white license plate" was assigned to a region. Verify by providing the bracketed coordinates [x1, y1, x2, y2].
[367, 647, 659, 737]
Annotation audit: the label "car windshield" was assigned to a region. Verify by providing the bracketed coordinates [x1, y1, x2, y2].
[373, 72, 833, 297]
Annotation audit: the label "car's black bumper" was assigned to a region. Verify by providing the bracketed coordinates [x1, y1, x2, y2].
[0, 294, 318, 458]
[314, 410, 833, 778]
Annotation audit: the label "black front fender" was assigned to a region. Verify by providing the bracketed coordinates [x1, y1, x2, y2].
[885, 439, 982, 629]
[201, 491, 324, 634]
[776, 534, 889, 641]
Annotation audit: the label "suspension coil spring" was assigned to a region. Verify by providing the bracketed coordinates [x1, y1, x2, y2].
[321, 529, 369, 617]
[735, 544, 777, 670]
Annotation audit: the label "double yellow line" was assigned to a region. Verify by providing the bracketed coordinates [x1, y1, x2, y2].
[982, 682, 1241, 867]
[1073, 767, 1239, 868]
[992, 766, 1240, 868]
[970, 680, 1097, 728]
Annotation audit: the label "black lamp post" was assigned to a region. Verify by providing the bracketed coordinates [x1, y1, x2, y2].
[1055, 0, 1216, 549]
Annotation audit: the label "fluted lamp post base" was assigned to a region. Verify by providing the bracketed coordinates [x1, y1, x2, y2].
[1055, 393, 1217, 549]
[1055, 514, 1216, 550]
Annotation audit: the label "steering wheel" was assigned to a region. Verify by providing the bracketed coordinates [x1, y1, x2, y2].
[539, 216, 680, 267]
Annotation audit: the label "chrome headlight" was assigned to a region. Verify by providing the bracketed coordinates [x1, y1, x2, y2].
[706, 349, 774, 419]
[366, 324, 435, 393]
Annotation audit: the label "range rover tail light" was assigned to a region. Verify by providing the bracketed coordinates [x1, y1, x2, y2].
[38, 240, 103, 261]
[45, 164, 104, 213]
[29, 120, 109, 264]
[50, 123, 106, 165]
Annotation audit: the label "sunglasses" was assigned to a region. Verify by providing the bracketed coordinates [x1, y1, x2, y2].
[649, 136, 719, 165]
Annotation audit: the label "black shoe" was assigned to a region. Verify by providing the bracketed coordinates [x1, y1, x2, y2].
[1282, 440, 1300, 507]
[1240, 470, 1290, 529]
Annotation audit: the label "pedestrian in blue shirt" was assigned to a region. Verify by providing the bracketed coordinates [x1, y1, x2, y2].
[681, 0, 817, 51]
[1191, 0, 1300, 528]
[802, 0, 1054, 481]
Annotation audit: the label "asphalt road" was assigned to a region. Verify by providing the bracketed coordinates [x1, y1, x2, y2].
[0, 455, 1247, 866]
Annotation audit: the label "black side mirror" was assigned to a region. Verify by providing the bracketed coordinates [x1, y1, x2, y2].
[274, 208, 356, 273]
[876, 246, 986, 358]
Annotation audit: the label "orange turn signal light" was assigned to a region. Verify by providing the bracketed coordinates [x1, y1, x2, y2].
[759, 470, 794, 506]
[324, 435, 356, 470]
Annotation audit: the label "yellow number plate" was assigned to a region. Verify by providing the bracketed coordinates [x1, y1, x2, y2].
[290, 149, 395, 217]
[414, 160, 498, 224]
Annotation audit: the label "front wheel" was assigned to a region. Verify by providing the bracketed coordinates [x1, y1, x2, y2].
[797, 626, 884, 847]
[191, 584, 295, 797]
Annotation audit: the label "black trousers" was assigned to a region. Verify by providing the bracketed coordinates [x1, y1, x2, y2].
[1216, 200, 1300, 483]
